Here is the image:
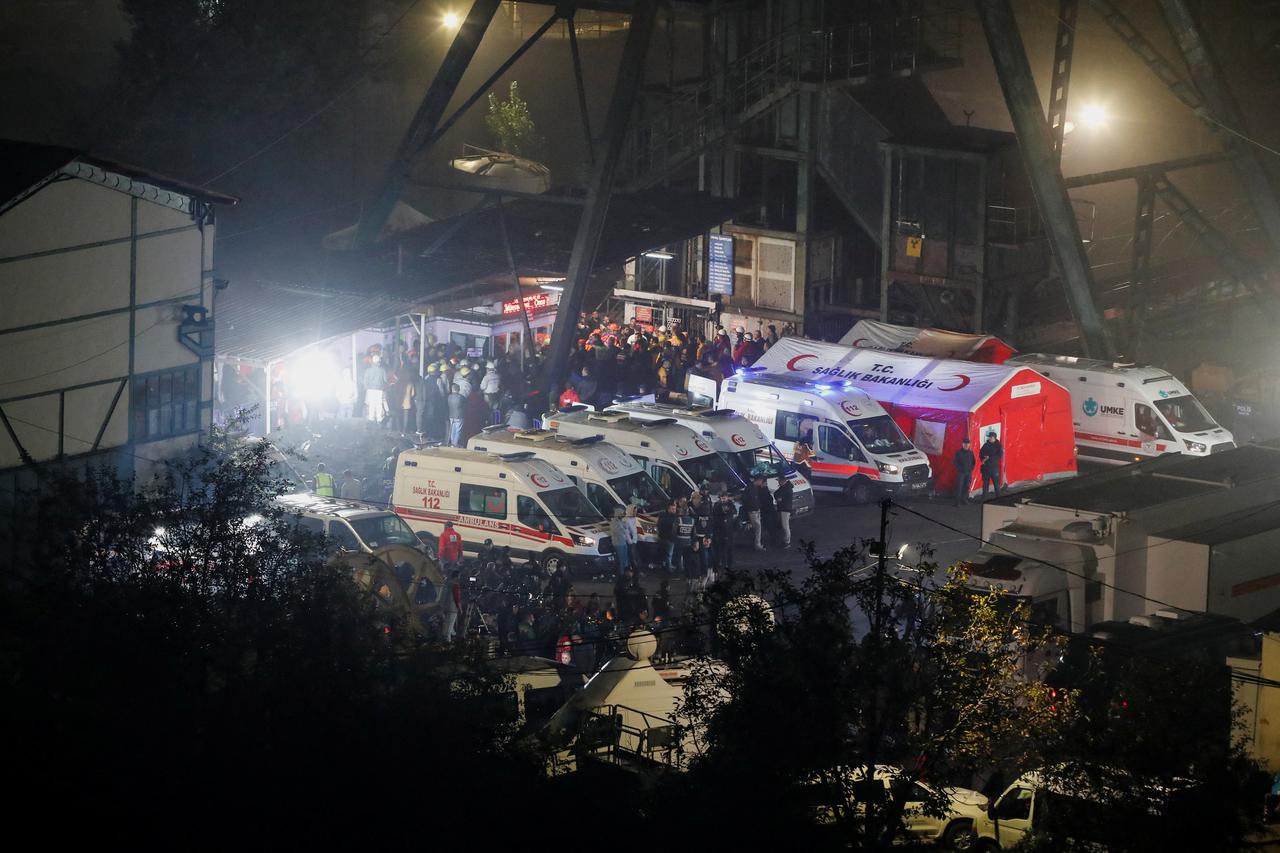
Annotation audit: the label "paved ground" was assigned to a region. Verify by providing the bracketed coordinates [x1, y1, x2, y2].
[569, 491, 994, 611]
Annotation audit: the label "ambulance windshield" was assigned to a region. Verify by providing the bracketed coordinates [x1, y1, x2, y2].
[1154, 395, 1217, 433]
[847, 415, 914, 455]
[608, 471, 669, 512]
[679, 451, 743, 491]
[541, 486, 606, 527]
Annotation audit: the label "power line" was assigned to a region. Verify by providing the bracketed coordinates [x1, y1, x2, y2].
[0, 318, 164, 389]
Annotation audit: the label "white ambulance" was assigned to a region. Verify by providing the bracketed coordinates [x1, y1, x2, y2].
[1006, 354, 1235, 464]
[604, 400, 816, 516]
[466, 427, 669, 543]
[695, 370, 933, 502]
[541, 406, 743, 500]
[390, 446, 614, 576]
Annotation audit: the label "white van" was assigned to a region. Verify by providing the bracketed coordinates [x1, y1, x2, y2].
[467, 427, 669, 543]
[604, 400, 816, 517]
[1007, 354, 1235, 463]
[390, 446, 614, 576]
[699, 371, 933, 502]
[974, 768, 1185, 850]
[541, 406, 743, 500]
[276, 493, 425, 554]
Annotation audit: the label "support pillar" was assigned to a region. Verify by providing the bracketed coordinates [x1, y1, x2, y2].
[976, 0, 1110, 358]
[542, 1, 660, 401]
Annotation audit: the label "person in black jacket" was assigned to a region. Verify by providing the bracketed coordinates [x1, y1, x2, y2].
[710, 491, 737, 570]
[953, 437, 976, 505]
[773, 477, 794, 547]
[980, 431, 1004, 498]
[657, 501, 679, 574]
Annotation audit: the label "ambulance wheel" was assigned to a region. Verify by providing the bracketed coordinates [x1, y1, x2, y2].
[844, 476, 874, 505]
[540, 549, 568, 576]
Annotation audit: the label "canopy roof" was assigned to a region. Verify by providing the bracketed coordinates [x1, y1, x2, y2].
[840, 319, 1017, 363]
[753, 337, 1039, 410]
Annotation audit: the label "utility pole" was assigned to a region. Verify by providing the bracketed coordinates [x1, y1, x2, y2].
[862, 495, 892, 847]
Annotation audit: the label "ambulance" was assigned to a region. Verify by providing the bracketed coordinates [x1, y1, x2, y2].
[390, 446, 614, 576]
[1006, 354, 1236, 464]
[541, 406, 743, 500]
[696, 370, 933, 502]
[604, 400, 816, 516]
[466, 427, 669, 544]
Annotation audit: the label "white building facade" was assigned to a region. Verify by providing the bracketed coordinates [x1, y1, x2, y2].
[0, 141, 235, 483]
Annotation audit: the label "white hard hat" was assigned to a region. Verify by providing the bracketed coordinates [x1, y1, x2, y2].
[658, 325, 668, 333]
[486, 361, 496, 369]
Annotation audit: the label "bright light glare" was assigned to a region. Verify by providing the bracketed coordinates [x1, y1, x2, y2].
[1079, 103, 1108, 129]
[292, 352, 339, 400]
[442, 11, 461, 30]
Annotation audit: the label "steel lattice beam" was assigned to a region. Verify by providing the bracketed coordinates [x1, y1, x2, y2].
[541, 0, 661, 401]
[1047, 0, 1079, 162]
[977, 0, 1110, 357]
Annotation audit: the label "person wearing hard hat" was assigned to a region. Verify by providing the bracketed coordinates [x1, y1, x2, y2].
[312, 463, 335, 497]
[454, 365, 474, 398]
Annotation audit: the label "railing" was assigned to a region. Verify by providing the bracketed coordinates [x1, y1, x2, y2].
[987, 198, 1096, 246]
[554, 703, 685, 773]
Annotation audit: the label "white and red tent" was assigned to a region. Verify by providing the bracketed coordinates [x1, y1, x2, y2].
[839, 319, 1018, 364]
[754, 338, 1076, 494]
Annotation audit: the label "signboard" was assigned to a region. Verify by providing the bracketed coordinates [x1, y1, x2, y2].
[905, 236, 923, 258]
[502, 291, 560, 317]
[708, 233, 734, 295]
[634, 305, 654, 323]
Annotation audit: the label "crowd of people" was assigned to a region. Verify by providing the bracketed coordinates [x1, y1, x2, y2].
[432, 536, 706, 670]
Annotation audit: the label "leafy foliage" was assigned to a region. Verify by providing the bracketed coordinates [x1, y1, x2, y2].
[485, 80, 544, 159]
[671, 539, 1072, 848]
[0, 426, 551, 843]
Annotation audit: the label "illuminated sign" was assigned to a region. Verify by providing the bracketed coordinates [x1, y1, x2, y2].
[502, 292, 560, 317]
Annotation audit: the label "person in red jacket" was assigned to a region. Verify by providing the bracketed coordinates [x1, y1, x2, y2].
[438, 521, 464, 569]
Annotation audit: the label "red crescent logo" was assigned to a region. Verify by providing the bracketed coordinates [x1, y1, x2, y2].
[676, 446, 689, 457]
[939, 374, 972, 392]
[731, 434, 747, 447]
[530, 473, 549, 488]
[786, 353, 818, 371]
[851, 338, 870, 348]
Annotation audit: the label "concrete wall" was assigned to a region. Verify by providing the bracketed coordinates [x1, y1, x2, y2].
[1231, 633, 1280, 772]
[0, 171, 215, 476]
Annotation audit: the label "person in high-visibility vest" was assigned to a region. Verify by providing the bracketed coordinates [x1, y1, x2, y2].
[313, 463, 335, 497]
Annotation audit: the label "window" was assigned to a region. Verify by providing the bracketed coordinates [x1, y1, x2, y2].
[1154, 394, 1216, 433]
[819, 424, 865, 462]
[327, 521, 361, 552]
[460, 484, 507, 519]
[775, 411, 815, 443]
[348, 514, 417, 549]
[995, 788, 1034, 821]
[584, 481, 623, 516]
[1134, 404, 1173, 441]
[288, 515, 325, 537]
[131, 364, 201, 441]
[517, 495, 557, 535]
[653, 463, 692, 499]
[847, 416, 914, 454]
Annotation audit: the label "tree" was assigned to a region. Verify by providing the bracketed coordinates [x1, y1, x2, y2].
[485, 80, 544, 159]
[670, 539, 1072, 848]
[0, 425, 554, 843]
[1022, 641, 1267, 851]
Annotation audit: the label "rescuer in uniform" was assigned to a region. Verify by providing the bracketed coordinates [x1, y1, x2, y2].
[312, 463, 335, 497]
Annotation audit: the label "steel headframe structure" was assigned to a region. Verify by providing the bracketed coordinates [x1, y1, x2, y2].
[979, 0, 1280, 359]
[350, 0, 660, 403]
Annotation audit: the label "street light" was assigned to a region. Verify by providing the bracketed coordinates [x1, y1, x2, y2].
[1078, 102, 1109, 130]
[442, 11, 461, 31]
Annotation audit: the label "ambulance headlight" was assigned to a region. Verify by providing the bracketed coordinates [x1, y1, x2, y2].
[572, 534, 596, 547]
[877, 462, 899, 474]
[1183, 440, 1207, 453]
